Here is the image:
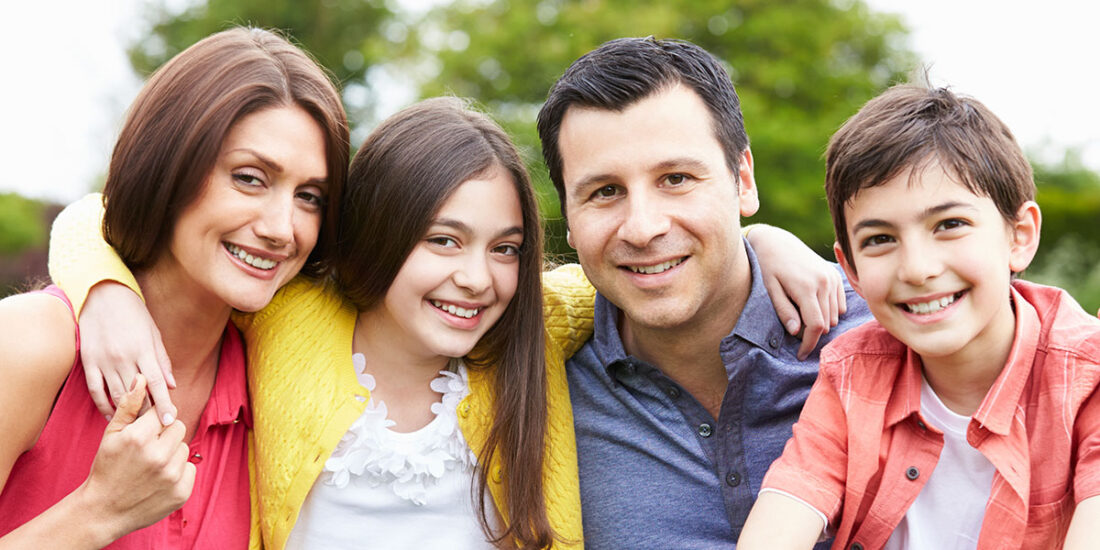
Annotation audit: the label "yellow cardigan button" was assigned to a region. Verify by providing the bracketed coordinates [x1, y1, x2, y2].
[459, 401, 471, 418]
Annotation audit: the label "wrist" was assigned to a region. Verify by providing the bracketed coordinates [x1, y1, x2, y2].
[68, 482, 126, 548]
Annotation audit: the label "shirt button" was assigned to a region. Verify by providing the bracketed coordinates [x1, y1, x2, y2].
[725, 471, 742, 487]
[905, 466, 920, 480]
[181, 518, 189, 528]
[698, 423, 713, 438]
[665, 386, 680, 399]
[458, 401, 471, 418]
[768, 337, 779, 349]
[621, 362, 636, 376]
[916, 419, 927, 430]
[189, 452, 203, 464]
[850, 543, 863, 550]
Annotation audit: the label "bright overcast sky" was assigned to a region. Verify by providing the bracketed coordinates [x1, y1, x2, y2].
[1, 0, 1097, 204]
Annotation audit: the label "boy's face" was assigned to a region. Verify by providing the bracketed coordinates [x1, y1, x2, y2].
[835, 164, 1040, 368]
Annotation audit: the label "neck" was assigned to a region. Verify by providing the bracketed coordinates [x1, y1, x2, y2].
[353, 306, 449, 386]
[619, 261, 751, 418]
[920, 297, 1018, 416]
[135, 266, 230, 382]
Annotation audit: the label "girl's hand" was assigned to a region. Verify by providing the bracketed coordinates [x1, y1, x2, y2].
[76, 375, 195, 544]
[746, 224, 846, 360]
[80, 282, 177, 426]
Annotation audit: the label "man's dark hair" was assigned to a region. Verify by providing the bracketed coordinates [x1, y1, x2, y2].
[537, 36, 749, 218]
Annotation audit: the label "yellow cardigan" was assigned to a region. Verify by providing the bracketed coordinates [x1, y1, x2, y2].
[49, 194, 596, 549]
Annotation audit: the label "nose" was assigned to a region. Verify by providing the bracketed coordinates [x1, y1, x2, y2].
[452, 250, 493, 295]
[897, 237, 944, 286]
[617, 188, 670, 248]
[254, 191, 296, 247]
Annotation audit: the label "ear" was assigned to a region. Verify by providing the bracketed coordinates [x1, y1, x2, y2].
[834, 241, 866, 299]
[1008, 201, 1041, 273]
[737, 149, 759, 217]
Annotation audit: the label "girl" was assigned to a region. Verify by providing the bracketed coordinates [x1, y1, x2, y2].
[0, 28, 348, 548]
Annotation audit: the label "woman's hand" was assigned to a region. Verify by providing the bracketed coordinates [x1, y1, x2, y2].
[746, 224, 846, 360]
[77, 375, 195, 543]
[80, 282, 176, 426]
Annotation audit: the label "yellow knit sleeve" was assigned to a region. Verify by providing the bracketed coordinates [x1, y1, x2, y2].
[47, 193, 142, 315]
[542, 264, 596, 360]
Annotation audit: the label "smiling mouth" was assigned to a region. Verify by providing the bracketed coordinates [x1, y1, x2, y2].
[224, 243, 278, 271]
[431, 300, 482, 319]
[901, 290, 966, 314]
[625, 257, 686, 275]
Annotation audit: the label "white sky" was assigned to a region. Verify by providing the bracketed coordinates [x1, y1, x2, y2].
[1, 0, 1097, 204]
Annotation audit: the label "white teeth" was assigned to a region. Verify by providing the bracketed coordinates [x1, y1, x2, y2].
[225, 243, 277, 270]
[431, 300, 480, 319]
[905, 294, 956, 314]
[628, 257, 684, 275]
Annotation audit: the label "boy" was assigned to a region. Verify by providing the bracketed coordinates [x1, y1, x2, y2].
[737, 84, 1100, 549]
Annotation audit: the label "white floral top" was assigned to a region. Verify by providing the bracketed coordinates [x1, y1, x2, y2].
[284, 354, 494, 550]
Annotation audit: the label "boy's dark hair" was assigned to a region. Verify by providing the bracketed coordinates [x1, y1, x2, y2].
[826, 84, 1035, 268]
[537, 36, 748, 218]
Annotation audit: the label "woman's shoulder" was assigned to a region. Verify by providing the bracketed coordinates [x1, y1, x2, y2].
[0, 290, 78, 456]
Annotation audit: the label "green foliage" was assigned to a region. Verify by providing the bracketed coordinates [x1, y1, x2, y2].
[1022, 234, 1100, 314]
[129, 0, 399, 124]
[411, 0, 917, 255]
[0, 193, 46, 256]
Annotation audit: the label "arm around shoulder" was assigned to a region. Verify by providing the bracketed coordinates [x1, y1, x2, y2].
[542, 264, 596, 359]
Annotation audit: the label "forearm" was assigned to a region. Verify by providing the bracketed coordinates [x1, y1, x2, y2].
[737, 491, 824, 550]
[0, 486, 118, 550]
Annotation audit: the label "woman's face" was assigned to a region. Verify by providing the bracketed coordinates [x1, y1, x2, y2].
[373, 163, 524, 361]
[165, 105, 329, 312]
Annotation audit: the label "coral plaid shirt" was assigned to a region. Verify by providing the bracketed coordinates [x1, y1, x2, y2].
[761, 281, 1100, 550]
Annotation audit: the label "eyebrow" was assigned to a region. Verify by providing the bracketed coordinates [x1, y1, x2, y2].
[569, 157, 712, 193]
[851, 200, 978, 233]
[228, 147, 328, 185]
[433, 218, 524, 239]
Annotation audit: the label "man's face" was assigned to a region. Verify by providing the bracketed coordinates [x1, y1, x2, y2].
[559, 84, 758, 331]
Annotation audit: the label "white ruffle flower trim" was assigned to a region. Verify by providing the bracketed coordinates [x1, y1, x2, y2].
[321, 353, 477, 506]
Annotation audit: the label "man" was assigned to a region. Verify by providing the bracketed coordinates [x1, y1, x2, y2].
[536, 37, 871, 548]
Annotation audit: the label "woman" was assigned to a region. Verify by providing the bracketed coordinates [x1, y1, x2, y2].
[50, 105, 845, 549]
[0, 28, 348, 548]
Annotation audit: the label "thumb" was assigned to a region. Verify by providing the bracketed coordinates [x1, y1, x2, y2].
[106, 374, 147, 433]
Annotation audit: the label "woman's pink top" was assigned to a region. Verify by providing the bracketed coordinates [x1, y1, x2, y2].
[0, 286, 252, 549]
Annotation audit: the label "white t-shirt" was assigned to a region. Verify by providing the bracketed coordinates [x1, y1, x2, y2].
[285, 355, 495, 550]
[883, 376, 996, 550]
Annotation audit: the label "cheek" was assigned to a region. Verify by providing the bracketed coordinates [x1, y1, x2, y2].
[493, 262, 520, 306]
[297, 211, 324, 254]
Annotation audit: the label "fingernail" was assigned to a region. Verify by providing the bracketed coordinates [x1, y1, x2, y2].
[785, 319, 800, 334]
[162, 413, 175, 426]
[105, 414, 113, 421]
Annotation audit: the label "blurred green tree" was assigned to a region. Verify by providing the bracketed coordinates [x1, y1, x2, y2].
[0, 193, 46, 255]
[129, 0, 400, 129]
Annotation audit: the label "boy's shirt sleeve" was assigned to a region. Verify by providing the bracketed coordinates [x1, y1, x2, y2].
[47, 193, 143, 315]
[1074, 377, 1100, 502]
[760, 364, 851, 525]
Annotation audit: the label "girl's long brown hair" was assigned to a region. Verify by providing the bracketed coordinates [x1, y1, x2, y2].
[332, 97, 552, 548]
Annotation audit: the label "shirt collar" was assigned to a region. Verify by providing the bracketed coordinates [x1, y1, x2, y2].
[588, 237, 784, 378]
[884, 285, 1040, 435]
[197, 324, 253, 429]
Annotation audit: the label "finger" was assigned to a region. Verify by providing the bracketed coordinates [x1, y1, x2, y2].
[106, 375, 147, 432]
[139, 354, 178, 426]
[151, 324, 176, 389]
[765, 278, 802, 335]
[828, 278, 841, 328]
[158, 419, 188, 446]
[837, 278, 848, 316]
[83, 365, 116, 419]
[798, 323, 825, 361]
[104, 370, 130, 411]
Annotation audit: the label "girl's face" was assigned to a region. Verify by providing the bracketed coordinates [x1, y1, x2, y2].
[374, 163, 524, 362]
[165, 105, 329, 313]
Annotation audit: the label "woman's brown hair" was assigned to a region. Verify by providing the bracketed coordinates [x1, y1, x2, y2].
[333, 97, 553, 549]
[103, 27, 349, 277]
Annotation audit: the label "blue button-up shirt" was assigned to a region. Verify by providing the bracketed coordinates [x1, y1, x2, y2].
[567, 241, 871, 549]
